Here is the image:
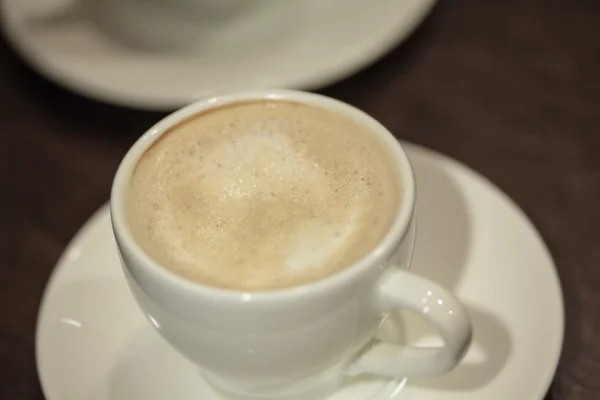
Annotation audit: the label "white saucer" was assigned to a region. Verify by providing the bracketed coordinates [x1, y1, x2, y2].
[1, 0, 436, 110]
[35, 143, 564, 400]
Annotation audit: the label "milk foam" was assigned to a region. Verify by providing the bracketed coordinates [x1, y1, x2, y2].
[126, 100, 400, 290]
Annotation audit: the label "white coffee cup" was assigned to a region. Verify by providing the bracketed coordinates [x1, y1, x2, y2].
[110, 90, 473, 400]
[86, 0, 293, 52]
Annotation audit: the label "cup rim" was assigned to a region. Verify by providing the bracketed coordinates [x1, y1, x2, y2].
[110, 89, 416, 303]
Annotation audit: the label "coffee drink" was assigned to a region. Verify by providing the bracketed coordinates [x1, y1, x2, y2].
[125, 100, 400, 291]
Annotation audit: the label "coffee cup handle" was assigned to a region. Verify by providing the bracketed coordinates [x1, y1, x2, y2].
[346, 268, 472, 377]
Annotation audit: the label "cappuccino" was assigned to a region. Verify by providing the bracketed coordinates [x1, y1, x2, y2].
[126, 100, 400, 291]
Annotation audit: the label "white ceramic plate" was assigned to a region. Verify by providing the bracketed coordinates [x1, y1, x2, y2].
[1, 0, 436, 110]
[35, 143, 564, 400]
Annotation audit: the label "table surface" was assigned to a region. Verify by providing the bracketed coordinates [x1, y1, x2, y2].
[1, 0, 599, 398]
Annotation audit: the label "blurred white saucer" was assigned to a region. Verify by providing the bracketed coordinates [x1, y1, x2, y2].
[0, 0, 436, 110]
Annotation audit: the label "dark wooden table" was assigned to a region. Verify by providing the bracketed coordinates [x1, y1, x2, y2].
[1, 0, 599, 398]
